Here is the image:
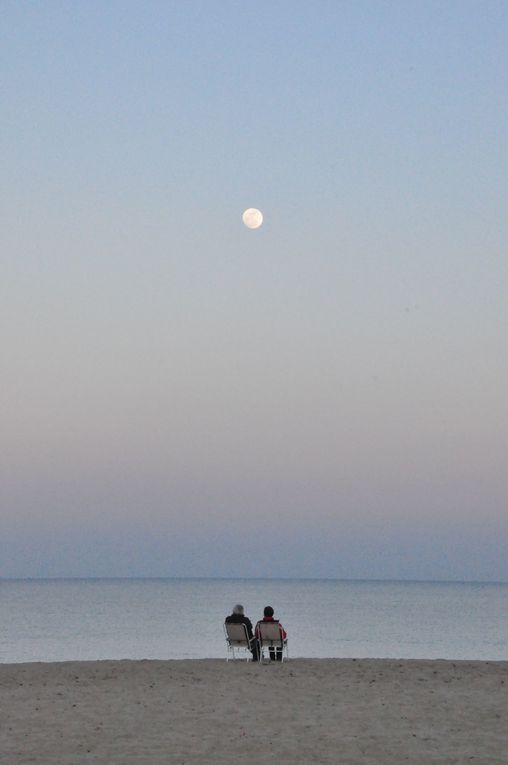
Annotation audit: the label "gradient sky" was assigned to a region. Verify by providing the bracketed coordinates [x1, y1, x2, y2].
[2, 1, 507, 580]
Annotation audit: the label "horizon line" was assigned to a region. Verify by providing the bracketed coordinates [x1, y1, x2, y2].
[1, 576, 507, 585]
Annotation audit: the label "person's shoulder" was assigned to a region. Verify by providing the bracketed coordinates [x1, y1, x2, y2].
[225, 615, 233, 623]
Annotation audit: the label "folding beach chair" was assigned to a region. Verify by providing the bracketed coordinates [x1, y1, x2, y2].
[224, 622, 254, 661]
[256, 621, 289, 663]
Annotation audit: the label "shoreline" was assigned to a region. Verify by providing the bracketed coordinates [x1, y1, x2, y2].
[2, 658, 507, 764]
[2, 656, 508, 666]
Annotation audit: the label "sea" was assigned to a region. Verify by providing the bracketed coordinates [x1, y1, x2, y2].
[1, 578, 507, 663]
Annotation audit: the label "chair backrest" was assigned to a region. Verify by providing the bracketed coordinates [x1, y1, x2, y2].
[257, 621, 282, 644]
[224, 622, 250, 645]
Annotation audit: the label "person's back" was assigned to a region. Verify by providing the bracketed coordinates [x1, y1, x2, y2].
[255, 605, 287, 661]
[225, 604, 253, 638]
[225, 604, 258, 660]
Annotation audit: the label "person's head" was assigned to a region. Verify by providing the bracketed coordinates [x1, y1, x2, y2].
[263, 606, 274, 617]
[233, 604, 244, 615]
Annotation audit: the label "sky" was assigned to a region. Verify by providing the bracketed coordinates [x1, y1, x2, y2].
[1, 1, 507, 581]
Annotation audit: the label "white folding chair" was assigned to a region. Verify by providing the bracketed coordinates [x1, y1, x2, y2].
[224, 622, 254, 661]
[256, 621, 289, 663]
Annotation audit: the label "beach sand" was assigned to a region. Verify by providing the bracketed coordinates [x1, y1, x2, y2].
[1, 658, 506, 764]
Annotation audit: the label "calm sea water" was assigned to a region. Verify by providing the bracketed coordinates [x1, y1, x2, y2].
[1, 578, 507, 663]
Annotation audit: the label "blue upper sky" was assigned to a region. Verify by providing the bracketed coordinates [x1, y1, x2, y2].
[1, 1, 507, 580]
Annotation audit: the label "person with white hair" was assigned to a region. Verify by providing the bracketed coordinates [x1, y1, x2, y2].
[225, 604, 259, 661]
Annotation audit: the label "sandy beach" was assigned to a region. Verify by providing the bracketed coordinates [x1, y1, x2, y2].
[1, 658, 506, 765]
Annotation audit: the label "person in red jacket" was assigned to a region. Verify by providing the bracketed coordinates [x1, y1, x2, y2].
[255, 605, 287, 661]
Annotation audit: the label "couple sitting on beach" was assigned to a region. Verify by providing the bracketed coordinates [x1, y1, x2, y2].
[225, 604, 287, 661]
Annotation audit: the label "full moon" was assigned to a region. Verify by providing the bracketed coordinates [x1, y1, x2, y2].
[242, 208, 263, 229]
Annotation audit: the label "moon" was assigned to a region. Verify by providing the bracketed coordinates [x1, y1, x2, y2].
[242, 208, 263, 229]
